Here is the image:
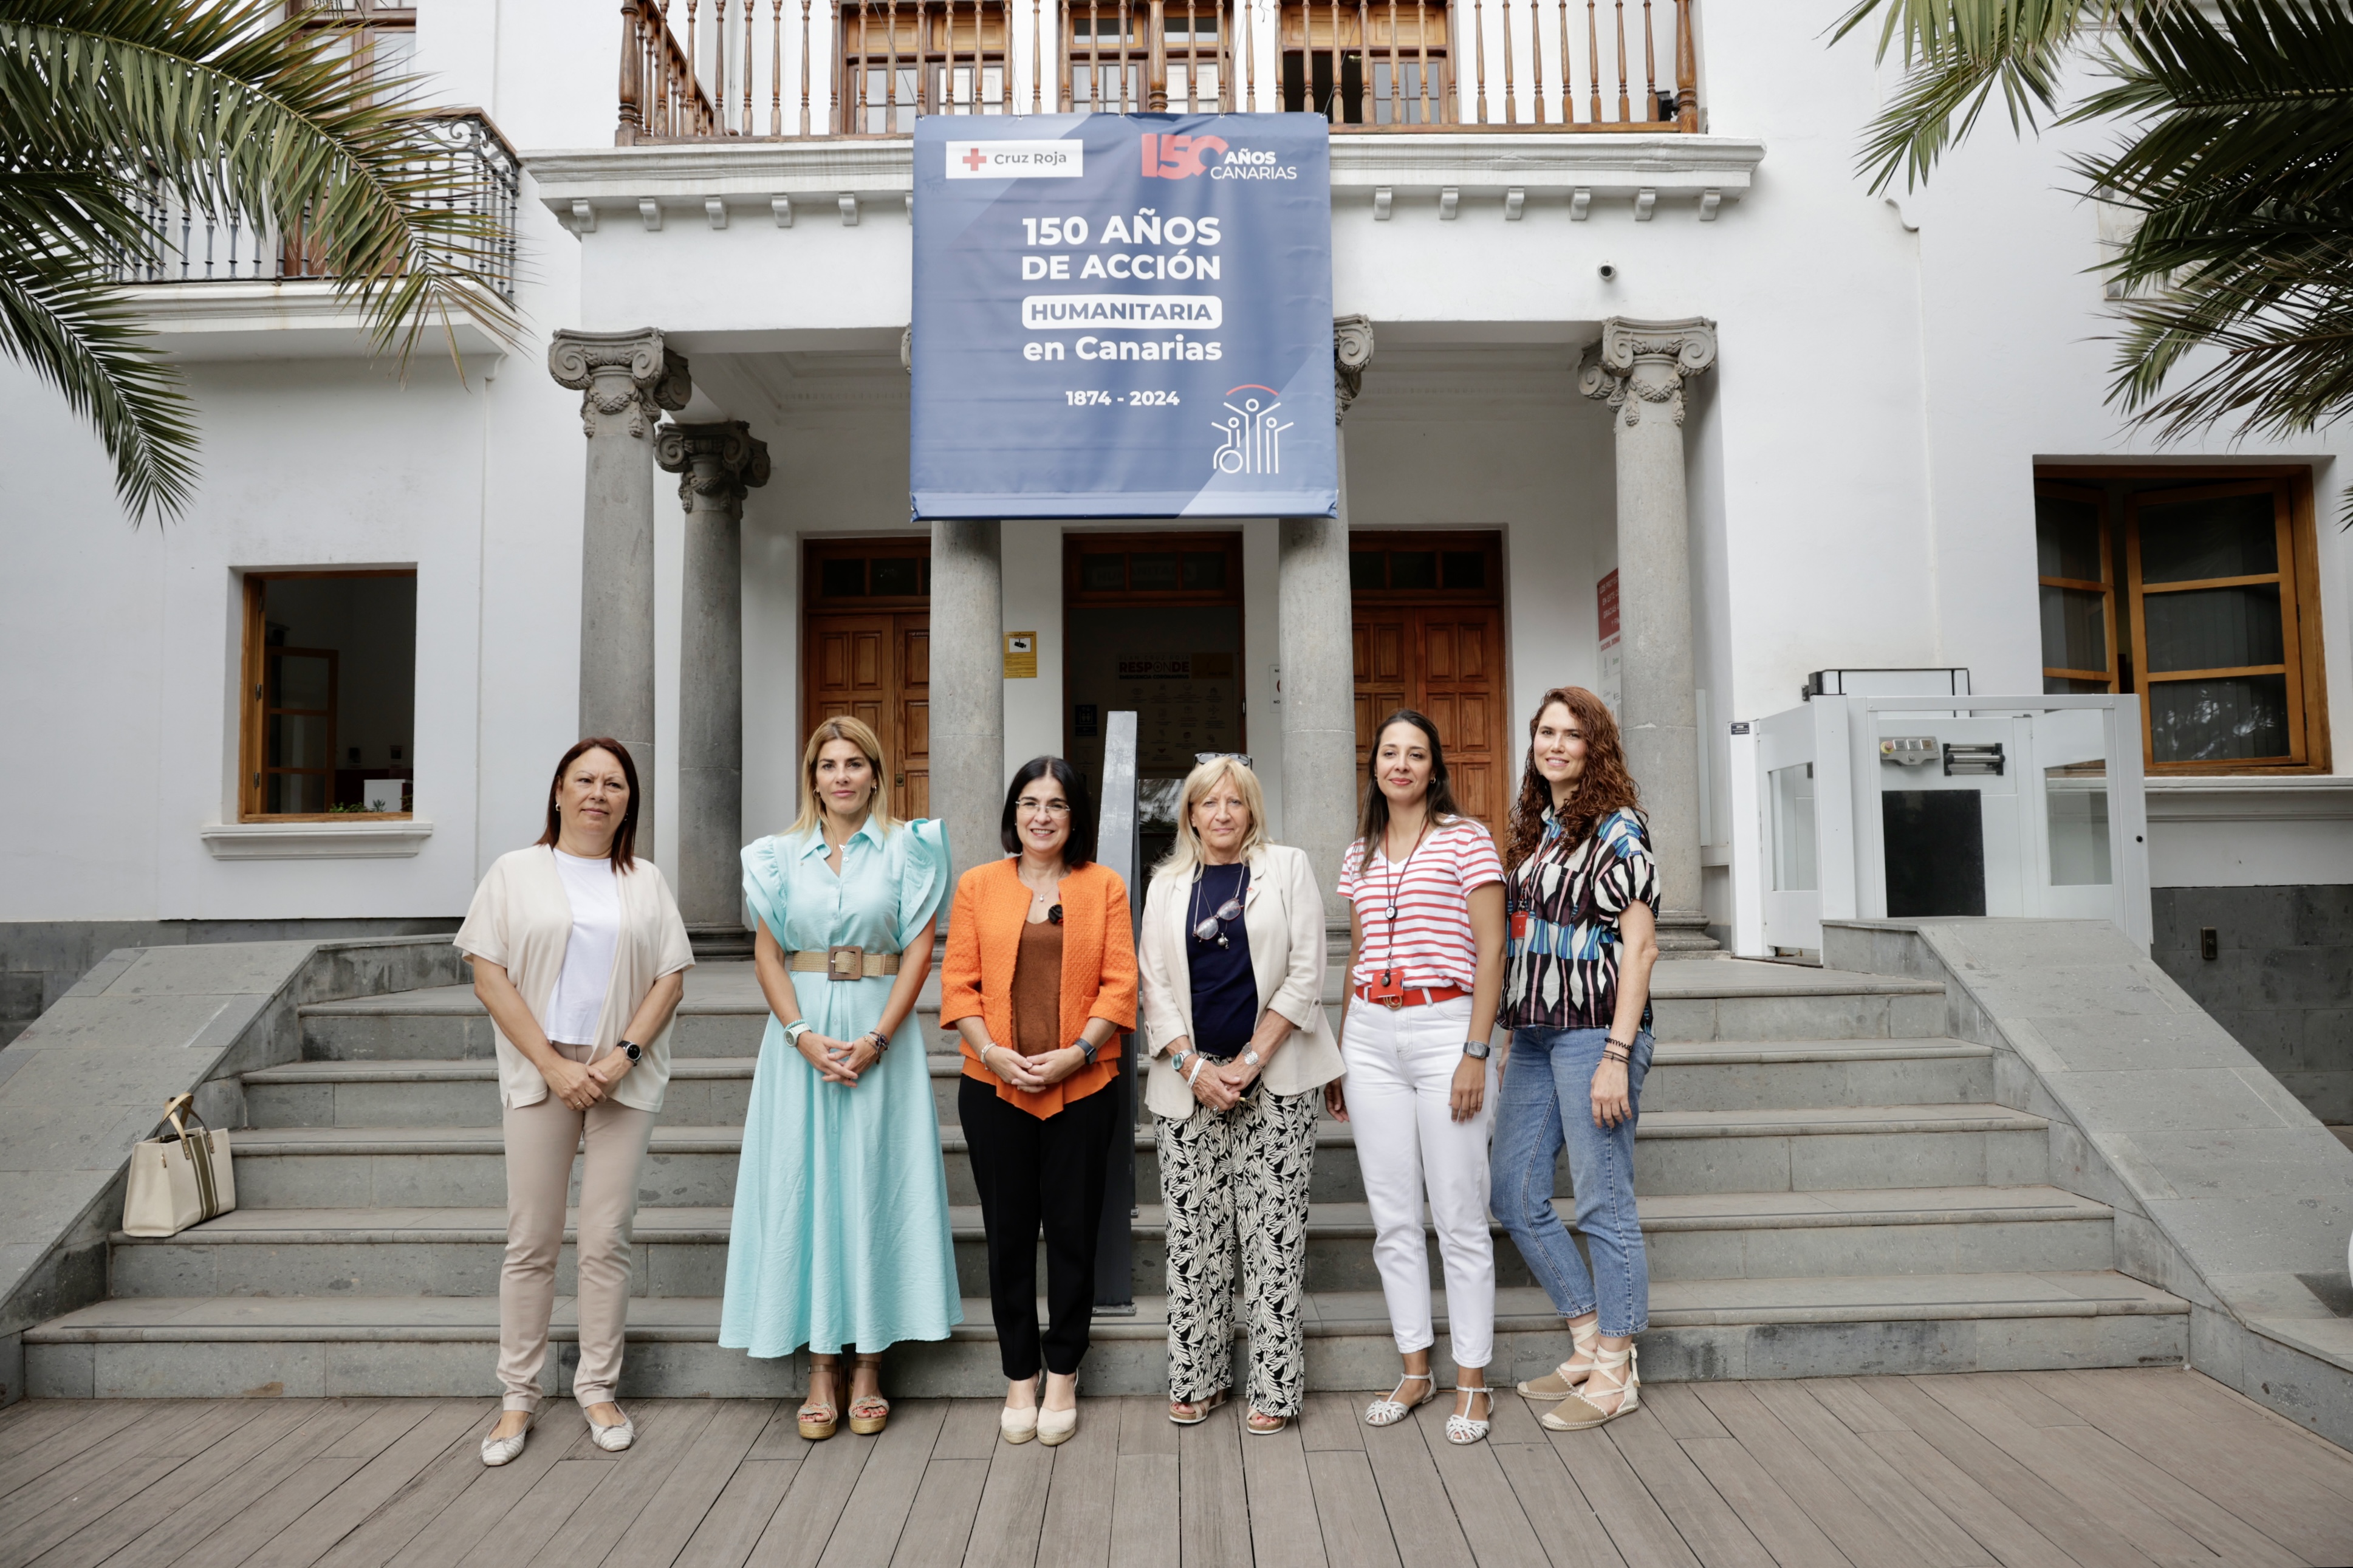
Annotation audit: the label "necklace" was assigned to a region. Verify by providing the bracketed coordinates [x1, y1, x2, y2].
[1378, 813, 1432, 986]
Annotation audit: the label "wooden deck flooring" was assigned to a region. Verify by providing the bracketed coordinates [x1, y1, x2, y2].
[3, 1369, 2350, 1567]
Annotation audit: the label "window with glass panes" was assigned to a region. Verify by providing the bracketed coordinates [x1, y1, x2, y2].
[239, 570, 418, 819]
[1061, 0, 1227, 111]
[1281, 0, 1451, 124]
[839, 0, 1010, 132]
[2033, 469, 2327, 772]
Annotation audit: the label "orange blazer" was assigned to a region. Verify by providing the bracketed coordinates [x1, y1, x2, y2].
[940, 858, 1138, 1118]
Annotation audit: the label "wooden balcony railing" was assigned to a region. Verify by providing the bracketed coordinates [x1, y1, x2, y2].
[615, 0, 1696, 140]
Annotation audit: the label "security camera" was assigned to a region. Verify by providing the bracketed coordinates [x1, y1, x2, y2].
[1598, 262, 1618, 281]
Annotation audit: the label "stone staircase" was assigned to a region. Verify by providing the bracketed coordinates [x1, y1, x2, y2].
[24, 957, 2188, 1400]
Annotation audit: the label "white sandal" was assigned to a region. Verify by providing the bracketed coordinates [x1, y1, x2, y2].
[1445, 1386, 1493, 1445]
[1518, 1317, 1601, 1401]
[1539, 1344, 1640, 1431]
[1364, 1372, 1435, 1428]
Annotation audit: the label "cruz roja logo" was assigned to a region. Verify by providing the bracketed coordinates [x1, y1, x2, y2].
[1213, 388, 1292, 476]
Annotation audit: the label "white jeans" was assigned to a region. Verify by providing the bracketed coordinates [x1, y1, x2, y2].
[1343, 994, 1496, 1371]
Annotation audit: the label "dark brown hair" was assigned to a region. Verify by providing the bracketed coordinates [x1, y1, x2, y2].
[1506, 687, 1641, 870]
[1355, 709, 1463, 871]
[538, 738, 640, 871]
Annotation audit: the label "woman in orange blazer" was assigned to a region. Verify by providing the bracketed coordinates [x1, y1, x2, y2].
[940, 756, 1137, 1448]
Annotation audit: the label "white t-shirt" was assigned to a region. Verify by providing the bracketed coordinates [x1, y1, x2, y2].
[547, 849, 622, 1044]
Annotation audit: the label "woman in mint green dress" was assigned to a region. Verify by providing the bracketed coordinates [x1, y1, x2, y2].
[721, 716, 957, 1439]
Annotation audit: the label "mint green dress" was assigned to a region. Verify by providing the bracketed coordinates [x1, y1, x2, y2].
[719, 817, 960, 1358]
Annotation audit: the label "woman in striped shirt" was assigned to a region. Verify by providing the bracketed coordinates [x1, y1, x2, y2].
[1327, 710, 1508, 1445]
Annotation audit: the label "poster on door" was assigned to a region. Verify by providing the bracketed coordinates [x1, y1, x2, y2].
[1597, 569, 1622, 715]
[911, 114, 1336, 519]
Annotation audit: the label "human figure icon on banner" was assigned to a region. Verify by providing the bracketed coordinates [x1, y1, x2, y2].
[1213, 393, 1292, 476]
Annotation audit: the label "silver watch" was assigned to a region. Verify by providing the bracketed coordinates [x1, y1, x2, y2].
[1241, 1048, 1262, 1067]
[1461, 1039, 1492, 1060]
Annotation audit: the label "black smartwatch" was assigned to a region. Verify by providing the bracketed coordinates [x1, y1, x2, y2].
[618, 1039, 643, 1063]
[1075, 1038, 1101, 1067]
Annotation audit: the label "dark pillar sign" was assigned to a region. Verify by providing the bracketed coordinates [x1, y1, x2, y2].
[912, 114, 1336, 519]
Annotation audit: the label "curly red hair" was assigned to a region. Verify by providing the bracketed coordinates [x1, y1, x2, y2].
[1505, 687, 1642, 869]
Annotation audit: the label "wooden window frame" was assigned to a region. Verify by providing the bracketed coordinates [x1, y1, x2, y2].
[836, 0, 1012, 133]
[239, 567, 416, 823]
[1063, 530, 1246, 607]
[1060, 0, 1231, 113]
[1346, 528, 1502, 604]
[804, 536, 932, 611]
[2034, 480, 2120, 693]
[2035, 464, 2330, 776]
[1279, 0, 1454, 126]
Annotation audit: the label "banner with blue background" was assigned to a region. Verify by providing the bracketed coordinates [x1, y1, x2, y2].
[911, 113, 1335, 519]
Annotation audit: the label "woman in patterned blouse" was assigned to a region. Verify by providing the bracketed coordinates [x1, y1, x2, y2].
[1491, 686, 1661, 1431]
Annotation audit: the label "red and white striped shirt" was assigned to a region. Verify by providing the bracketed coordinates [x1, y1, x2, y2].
[1337, 817, 1505, 992]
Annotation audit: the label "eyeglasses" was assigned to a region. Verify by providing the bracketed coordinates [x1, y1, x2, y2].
[1195, 752, 1253, 767]
[1191, 895, 1243, 946]
[1047, 904, 1064, 925]
[1016, 798, 1072, 817]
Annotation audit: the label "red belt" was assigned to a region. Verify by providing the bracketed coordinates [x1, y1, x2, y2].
[1353, 982, 1468, 1012]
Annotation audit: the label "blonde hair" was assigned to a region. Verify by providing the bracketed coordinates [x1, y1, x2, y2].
[1155, 756, 1270, 882]
[789, 716, 899, 840]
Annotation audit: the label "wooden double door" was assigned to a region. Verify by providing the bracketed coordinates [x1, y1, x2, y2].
[1351, 533, 1511, 844]
[805, 612, 931, 821]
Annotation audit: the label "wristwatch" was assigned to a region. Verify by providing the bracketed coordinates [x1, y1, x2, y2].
[1460, 1039, 1492, 1060]
[783, 1019, 811, 1046]
[619, 1039, 644, 1063]
[1169, 1047, 1193, 1075]
[1241, 1049, 1262, 1068]
[1075, 1038, 1101, 1067]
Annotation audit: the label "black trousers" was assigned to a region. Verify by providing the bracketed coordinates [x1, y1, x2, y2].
[960, 1074, 1116, 1379]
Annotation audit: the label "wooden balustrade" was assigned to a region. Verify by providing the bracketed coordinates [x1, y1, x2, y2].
[614, 0, 1695, 139]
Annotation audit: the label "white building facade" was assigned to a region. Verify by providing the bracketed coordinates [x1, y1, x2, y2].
[4, 0, 2349, 1113]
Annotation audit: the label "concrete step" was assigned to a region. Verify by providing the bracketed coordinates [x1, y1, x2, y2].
[220, 1101, 2047, 1211]
[292, 958, 1950, 1060]
[25, 1271, 2187, 1399]
[106, 1185, 2117, 1301]
[242, 1036, 1999, 1130]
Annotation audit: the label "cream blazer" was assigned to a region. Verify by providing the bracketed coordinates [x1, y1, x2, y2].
[453, 846, 694, 1114]
[1137, 842, 1342, 1119]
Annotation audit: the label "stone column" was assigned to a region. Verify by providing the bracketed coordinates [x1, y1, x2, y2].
[930, 519, 1004, 894]
[656, 422, 770, 940]
[549, 328, 691, 863]
[1579, 317, 1717, 949]
[1280, 315, 1375, 923]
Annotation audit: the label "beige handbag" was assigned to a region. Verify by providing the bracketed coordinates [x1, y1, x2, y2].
[123, 1094, 236, 1237]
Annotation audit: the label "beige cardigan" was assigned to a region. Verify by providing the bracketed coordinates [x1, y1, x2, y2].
[1136, 843, 1342, 1119]
[453, 846, 694, 1114]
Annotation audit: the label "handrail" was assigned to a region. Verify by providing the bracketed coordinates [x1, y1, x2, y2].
[613, 0, 1697, 140]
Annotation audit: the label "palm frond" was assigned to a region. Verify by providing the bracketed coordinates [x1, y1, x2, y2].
[0, 244, 196, 520]
[1831, 0, 2111, 192]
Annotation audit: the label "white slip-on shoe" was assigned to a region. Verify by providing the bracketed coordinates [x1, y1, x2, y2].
[1036, 1377, 1078, 1448]
[586, 1405, 635, 1452]
[481, 1409, 538, 1467]
[1002, 1376, 1041, 1443]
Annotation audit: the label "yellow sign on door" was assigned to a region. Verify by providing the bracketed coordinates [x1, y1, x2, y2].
[1003, 631, 1038, 679]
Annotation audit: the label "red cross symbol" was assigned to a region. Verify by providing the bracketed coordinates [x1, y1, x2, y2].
[961, 146, 989, 172]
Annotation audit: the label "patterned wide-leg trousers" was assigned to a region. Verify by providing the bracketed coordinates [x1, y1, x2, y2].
[1156, 1084, 1318, 1417]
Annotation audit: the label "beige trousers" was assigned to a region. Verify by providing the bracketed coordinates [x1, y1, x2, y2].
[498, 1042, 657, 1412]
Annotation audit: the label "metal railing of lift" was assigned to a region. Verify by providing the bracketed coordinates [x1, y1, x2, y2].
[114, 111, 521, 302]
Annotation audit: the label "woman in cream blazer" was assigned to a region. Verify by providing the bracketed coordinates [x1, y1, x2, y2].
[1137, 755, 1341, 1434]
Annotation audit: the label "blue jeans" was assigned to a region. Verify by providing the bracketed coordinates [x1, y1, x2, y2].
[1490, 1025, 1654, 1337]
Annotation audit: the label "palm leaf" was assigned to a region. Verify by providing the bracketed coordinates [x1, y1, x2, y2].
[0, 0, 522, 521]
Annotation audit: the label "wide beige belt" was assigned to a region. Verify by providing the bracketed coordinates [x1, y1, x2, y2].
[787, 945, 900, 981]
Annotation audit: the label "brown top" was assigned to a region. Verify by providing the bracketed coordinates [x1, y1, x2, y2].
[1011, 917, 1064, 1057]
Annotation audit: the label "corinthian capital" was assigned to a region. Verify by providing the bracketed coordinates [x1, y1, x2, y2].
[549, 328, 691, 440]
[655, 421, 773, 512]
[1334, 314, 1374, 423]
[1578, 316, 1718, 429]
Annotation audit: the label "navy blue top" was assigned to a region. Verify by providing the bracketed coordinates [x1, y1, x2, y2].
[1185, 863, 1258, 1058]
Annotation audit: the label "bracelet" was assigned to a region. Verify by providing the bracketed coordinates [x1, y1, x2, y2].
[865, 1029, 890, 1055]
[784, 1019, 811, 1045]
[1187, 1056, 1207, 1087]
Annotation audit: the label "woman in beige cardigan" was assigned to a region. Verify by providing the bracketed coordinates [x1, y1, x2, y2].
[1137, 755, 1341, 1434]
[456, 738, 693, 1465]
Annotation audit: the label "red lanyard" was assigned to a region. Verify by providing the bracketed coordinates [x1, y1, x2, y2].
[1374, 817, 1431, 992]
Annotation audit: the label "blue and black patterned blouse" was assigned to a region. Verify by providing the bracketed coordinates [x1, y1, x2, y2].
[1501, 805, 1660, 1032]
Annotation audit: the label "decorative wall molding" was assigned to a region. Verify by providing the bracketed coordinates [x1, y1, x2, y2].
[529, 134, 1766, 229]
[200, 820, 436, 860]
[121, 282, 507, 362]
[2144, 776, 2353, 823]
